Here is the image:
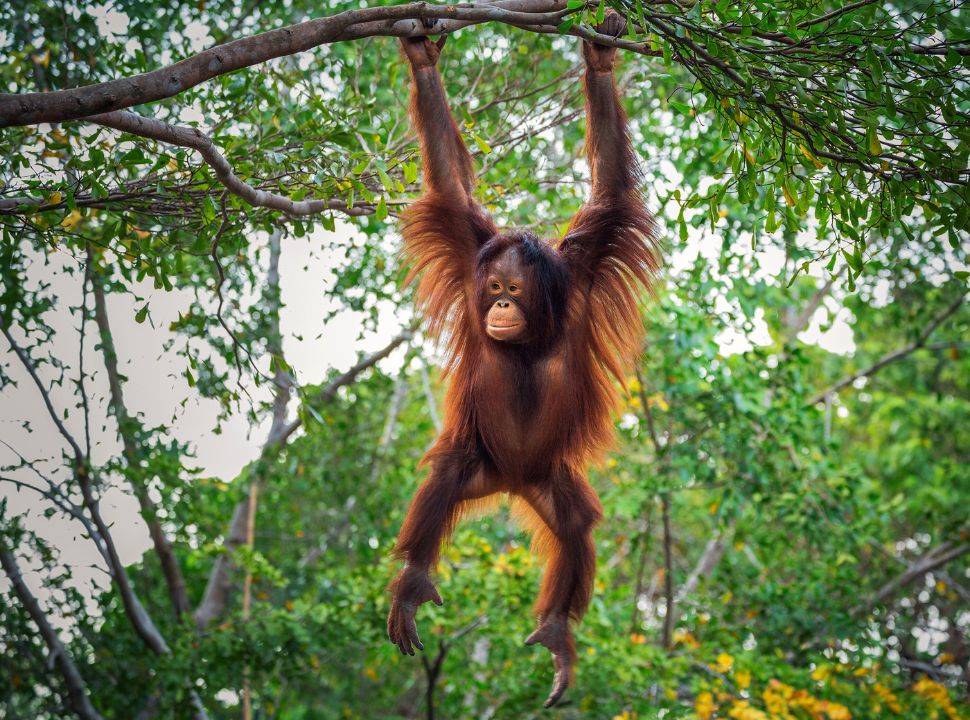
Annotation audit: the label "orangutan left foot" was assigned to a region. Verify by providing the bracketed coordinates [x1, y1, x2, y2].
[525, 613, 576, 708]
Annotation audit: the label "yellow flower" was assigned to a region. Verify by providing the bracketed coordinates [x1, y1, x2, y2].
[872, 683, 902, 714]
[713, 653, 734, 673]
[821, 701, 852, 720]
[811, 664, 833, 683]
[629, 633, 647, 645]
[493, 554, 511, 574]
[727, 699, 769, 720]
[695, 691, 716, 720]
[673, 629, 700, 649]
[913, 678, 960, 720]
[735, 669, 752, 690]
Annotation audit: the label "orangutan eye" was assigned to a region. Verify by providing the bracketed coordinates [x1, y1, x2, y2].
[490, 282, 501, 291]
[508, 284, 518, 293]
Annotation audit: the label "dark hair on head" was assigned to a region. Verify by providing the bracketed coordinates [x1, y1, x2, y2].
[476, 231, 569, 349]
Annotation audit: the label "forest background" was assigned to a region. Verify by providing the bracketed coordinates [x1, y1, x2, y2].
[0, 0, 968, 718]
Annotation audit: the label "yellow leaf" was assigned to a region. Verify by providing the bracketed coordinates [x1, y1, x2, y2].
[60, 210, 83, 228]
[47, 192, 62, 205]
[800, 144, 824, 169]
[743, 146, 756, 164]
[782, 185, 796, 207]
[272, 115, 280, 129]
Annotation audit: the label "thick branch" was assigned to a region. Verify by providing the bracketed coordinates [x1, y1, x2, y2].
[0, 549, 105, 720]
[0, 1, 568, 127]
[809, 290, 967, 404]
[88, 246, 191, 619]
[0, 188, 382, 218]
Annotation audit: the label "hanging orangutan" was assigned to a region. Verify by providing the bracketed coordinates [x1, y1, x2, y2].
[388, 12, 659, 708]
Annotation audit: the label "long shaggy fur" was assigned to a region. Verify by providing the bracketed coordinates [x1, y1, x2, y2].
[390, 41, 660, 705]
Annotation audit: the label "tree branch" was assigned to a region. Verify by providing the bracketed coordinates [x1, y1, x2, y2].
[275, 326, 416, 446]
[867, 541, 970, 609]
[83, 111, 374, 217]
[194, 325, 412, 629]
[0, 548, 106, 720]
[1, 327, 85, 462]
[0, 1, 570, 127]
[809, 290, 967, 405]
[87, 245, 192, 619]
[195, 227, 290, 630]
[2, 323, 207, 718]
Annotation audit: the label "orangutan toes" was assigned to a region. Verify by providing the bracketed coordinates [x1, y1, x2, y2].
[387, 570, 442, 655]
[525, 614, 576, 708]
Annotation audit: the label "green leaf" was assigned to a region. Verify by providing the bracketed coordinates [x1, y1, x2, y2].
[135, 305, 148, 324]
[473, 133, 492, 155]
[867, 126, 882, 155]
[403, 162, 418, 184]
[669, 101, 693, 117]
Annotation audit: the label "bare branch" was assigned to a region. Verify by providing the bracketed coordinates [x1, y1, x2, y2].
[809, 290, 967, 405]
[867, 541, 970, 609]
[1, 327, 85, 462]
[2, 320, 207, 718]
[88, 245, 192, 619]
[0, 548, 106, 720]
[275, 326, 416, 446]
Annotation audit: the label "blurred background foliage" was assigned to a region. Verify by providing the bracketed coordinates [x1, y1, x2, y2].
[0, 0, 968, 718]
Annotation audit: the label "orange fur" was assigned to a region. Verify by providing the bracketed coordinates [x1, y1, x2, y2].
[389, 37, 659, 703]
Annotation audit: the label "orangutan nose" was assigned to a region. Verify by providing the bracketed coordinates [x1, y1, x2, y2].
[497, 300, 511, 308]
